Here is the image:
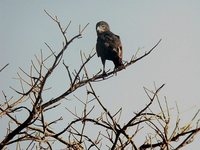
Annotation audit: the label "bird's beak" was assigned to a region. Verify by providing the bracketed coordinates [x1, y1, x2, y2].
[97, 26, 104, 33]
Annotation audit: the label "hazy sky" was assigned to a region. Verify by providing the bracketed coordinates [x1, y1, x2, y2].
[1, 0, 200, 149]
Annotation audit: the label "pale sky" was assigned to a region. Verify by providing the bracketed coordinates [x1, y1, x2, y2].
[1, 0, 200, 149]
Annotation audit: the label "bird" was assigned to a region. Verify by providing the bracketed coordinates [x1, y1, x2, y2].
[96, 21, 123, 74]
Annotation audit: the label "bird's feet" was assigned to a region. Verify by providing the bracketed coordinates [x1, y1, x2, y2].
[102, 70, 107, 76]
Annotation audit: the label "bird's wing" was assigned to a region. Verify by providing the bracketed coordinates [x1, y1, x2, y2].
[96, 31, 123, 60]
[104, 32, 123, 59]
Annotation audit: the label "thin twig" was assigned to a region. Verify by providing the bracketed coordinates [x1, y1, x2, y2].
[0, 63, 9, 72]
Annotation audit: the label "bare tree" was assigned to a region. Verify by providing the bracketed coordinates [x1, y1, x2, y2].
[0, 11, 199, 150]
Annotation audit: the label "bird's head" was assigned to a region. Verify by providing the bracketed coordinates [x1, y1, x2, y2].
[96, 21, 110, 34]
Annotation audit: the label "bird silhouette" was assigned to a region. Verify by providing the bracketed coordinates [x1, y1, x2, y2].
[96, 21, 123, 74]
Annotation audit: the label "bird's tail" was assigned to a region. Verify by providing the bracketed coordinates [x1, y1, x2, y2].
[114, 58, 124, 69]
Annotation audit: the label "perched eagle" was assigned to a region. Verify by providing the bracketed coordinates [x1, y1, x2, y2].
[96, 21, 123, 74]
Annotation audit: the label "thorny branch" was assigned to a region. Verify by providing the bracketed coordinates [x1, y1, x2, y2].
[1, 10, 200, 150]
